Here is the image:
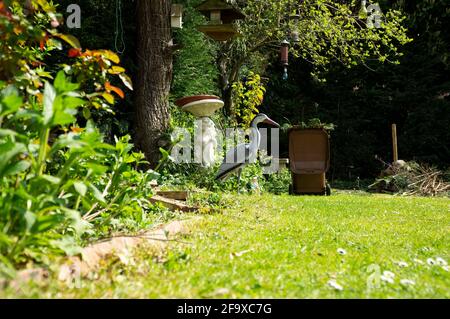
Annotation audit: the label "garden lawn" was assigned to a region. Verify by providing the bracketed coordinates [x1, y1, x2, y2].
[2, 193, 449, 298]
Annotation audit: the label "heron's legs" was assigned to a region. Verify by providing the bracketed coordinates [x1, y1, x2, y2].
[237, 168, 243, 194]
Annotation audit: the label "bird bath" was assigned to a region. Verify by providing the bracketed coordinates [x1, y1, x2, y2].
[175, 95, 224, 167]
[178, 97, 224, 118]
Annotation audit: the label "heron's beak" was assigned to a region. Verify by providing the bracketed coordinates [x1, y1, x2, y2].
[263, 118, 280, 127]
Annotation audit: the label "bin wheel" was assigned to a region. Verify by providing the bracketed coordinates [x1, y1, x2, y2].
[325, 184, 332, 196]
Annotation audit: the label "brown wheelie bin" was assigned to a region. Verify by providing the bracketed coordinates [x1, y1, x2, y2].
[288, 128, 331, 196]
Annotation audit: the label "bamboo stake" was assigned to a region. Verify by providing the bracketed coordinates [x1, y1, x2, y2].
[392, 124, 398, 162]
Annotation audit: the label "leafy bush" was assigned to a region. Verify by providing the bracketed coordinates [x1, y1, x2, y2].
[262, 169, 292, 195]
[158, 148, 287, 196]
[0, 73, 160, 272]
[171, 0, 219, 99]
[281, 118, 336, 132]
[0, 0, 162, 275]
[232, 72, 266, 128]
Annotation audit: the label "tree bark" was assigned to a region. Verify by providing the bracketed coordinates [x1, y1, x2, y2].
[218, 53, 241, 118]
[136, 0, 172, 166]
[221, 84, 233, 116]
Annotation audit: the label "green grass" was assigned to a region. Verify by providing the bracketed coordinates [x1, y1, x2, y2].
[1, 193, 449, 298]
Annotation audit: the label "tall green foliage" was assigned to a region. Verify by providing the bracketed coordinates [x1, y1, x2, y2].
[232, 72, 266, 128]
[0, 0, 159, 274]
[172, 0, 219, 99]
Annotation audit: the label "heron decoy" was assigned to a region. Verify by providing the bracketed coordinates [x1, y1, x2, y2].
[215, 114, 280, 191]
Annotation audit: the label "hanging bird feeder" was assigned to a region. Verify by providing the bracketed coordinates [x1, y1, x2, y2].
[196, 0, 245, 42]
[171, 4, 184, 29]
[280, 39, 290, 80]
[290, 13, 301, 43]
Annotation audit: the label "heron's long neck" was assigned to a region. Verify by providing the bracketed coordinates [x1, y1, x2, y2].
[249, 124, 261, 151]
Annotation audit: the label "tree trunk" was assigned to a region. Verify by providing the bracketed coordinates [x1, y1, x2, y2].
[221, 84, 233, 115]
[218, 49, 245, 119]
[136, 0, 172, 166]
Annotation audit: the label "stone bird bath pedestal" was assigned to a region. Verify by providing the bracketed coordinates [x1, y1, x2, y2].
[175, 95, 224, 167]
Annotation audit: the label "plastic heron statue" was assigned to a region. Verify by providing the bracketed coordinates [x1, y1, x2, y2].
[215, 114, 280, 191]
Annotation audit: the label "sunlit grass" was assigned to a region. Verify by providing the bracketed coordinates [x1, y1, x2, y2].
[2, 193, 449, 298]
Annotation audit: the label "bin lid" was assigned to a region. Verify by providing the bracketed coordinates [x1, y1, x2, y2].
[289, 129, 330, 174]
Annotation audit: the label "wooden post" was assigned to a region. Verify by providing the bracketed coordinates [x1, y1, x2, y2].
[392, 124, 398, 162]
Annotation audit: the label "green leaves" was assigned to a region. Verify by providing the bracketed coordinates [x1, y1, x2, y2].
[52, 96, 78, 127]
[73, 181, 88, 197]
[54, 71, 80, 93]
[31, 214, 63, 234]
[0, 138, 27, 179]
[0, 0, 149, 273]
[219, 0, 412, 90]
[3, 160, 31, 178]
[0, 86, 22, 118]
[42, 72, 85, 128]
[51, 237, 83, 256]
[88, 182, 106, 204]
[232, 72, 266, 128]
[40, 175, 61, 185]
[63, 209, 91, 236]
[43, 80, 57, 126]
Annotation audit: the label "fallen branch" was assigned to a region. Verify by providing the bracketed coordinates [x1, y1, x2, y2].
[370, 161, 450, 197]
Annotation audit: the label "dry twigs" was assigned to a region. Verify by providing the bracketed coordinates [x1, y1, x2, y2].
[370, 161, 450, 197]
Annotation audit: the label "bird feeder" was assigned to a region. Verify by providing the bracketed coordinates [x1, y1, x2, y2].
[171, 4, 183, 29]
[290, 13, 301, 43]
[280, 40, 290, 80]
[196, 0, 245, 42]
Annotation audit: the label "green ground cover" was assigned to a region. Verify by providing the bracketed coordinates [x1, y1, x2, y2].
[1, 193, 449, 298]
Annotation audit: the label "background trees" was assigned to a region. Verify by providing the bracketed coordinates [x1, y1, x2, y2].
[262, 0, 450, 179]
[57, 0, 448, 177]
[215, 0, 411, 116]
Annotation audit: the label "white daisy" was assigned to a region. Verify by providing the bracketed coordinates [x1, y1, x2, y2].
[381, 275, 394, 284]
[442, 266, 449, 272]
[427, 258, 436, 266]
[400, 279, 415, 286]
[327, 280, 344, 291]
[383, 271, 395, 279]
[436, 257, 447, 266]
[337, 248, 347, 255]
[380, 271, 395, 284]
[396, 261, 409, 268]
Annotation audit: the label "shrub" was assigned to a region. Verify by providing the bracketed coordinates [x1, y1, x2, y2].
[0, 73, 159, 273]
[0, 0, 160, 275]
